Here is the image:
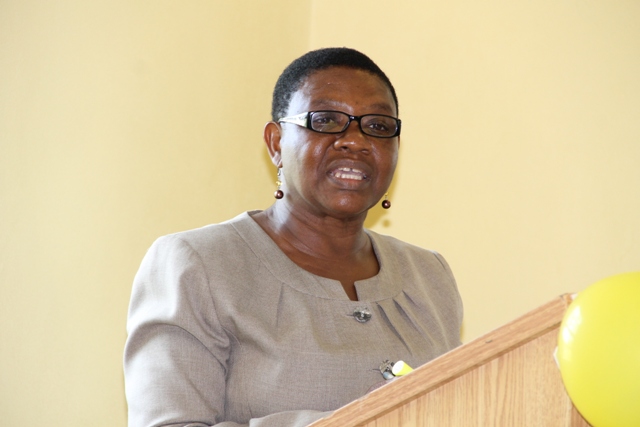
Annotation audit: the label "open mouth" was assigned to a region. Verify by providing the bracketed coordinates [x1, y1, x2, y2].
[333, 167, 368, 181]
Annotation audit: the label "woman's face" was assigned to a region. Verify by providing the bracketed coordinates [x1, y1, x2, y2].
[271, 66, 399, 220]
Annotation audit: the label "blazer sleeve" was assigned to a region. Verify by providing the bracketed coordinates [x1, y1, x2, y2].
[123, 235, 330, 427]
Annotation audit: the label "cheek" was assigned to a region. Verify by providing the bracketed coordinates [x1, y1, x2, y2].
[283, 138, 327, 170]
[284, 146, 315, 171]
[279, 134, 304, 168]
[280, 143, 327, 188]
[377, 145, 399, 175]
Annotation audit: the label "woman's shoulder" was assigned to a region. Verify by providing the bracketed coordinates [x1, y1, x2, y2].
[366, 229, 440, 259]
[366, 229, 455, 280]
[150, 211, 261, 257]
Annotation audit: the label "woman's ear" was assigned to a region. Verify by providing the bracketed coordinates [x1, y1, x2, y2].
[263, 121, 282, 168]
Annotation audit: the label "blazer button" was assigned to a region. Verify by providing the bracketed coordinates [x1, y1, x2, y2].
[353, 307, 372, 323]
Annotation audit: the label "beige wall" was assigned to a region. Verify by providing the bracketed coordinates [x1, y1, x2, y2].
[0, 0, 311, 424]
[309, 0, 640, 340]
[1, 1, 638, 425]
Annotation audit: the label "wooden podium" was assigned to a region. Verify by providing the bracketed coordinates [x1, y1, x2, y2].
[310, 295, 591, 427]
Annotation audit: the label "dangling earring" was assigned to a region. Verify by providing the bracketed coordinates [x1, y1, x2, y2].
[274, 168, 284, 199]
[381, 193, 391, 209]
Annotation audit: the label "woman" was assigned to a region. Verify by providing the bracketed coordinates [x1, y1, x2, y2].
[124, 47, 463, 427]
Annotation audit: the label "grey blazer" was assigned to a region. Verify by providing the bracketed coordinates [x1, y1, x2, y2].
[124, 211, 463, 427]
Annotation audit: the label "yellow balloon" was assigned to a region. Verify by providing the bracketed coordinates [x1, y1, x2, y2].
[557, 272, 640, 427]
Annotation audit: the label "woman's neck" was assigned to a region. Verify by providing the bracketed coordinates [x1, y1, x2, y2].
[255, 202, 370, 261]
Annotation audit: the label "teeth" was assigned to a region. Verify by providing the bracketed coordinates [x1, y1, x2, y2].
[334, 167, 366, 180]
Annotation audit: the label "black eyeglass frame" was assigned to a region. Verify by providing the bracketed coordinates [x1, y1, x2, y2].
[278, 110, 402, 138]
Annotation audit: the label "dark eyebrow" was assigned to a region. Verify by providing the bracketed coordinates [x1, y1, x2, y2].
[311, 99, 397, 116]
[368, 103, 396, 115]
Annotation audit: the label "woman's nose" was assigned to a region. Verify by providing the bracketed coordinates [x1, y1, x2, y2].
[333, 120, 371, 151]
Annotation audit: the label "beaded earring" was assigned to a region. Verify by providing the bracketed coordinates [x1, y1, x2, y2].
[381, 193, 391, 209]
[274, 168, 284, 199]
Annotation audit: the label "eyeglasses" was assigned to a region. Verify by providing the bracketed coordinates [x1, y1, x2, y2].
[278, 110, 401, 138]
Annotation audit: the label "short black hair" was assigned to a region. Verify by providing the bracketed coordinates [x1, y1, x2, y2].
[271, 47, 399, 122]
